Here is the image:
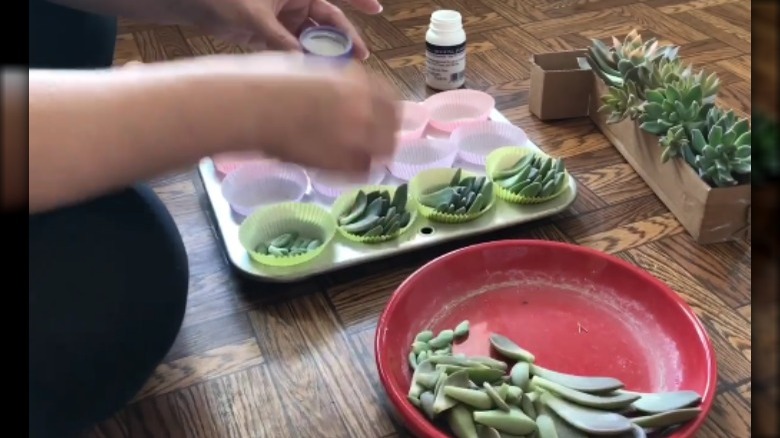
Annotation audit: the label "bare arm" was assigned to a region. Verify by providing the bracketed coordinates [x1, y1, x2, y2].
[21, 63, 278, 214]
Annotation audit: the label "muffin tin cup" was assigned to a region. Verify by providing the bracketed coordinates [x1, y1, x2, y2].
[451, 121, 529, 166]
[485, 146, 571, 205]
[423, 89, 496, 133]
[309, 166, 387, 199]
[331, 184, 418, 244]
[387, 138, 458, 181]
[409, 168, 497, 224]
[238, 202, 337, 267]
[221, 161, 309, 217]
[397, 101, 430, 141]
[212, 152, 269, 176]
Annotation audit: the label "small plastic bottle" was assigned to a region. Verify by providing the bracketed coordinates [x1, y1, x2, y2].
[425, 10, 467, 91]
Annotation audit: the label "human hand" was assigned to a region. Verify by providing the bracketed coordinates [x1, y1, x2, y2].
[155, 52, 400, 172]
[251, 54, 400, 171]
[204, 0, 381, 60]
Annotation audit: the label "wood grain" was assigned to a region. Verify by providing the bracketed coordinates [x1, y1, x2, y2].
[92, 0, 761, 436]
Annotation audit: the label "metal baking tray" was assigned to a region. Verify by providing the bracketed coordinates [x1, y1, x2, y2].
[195, 108, 578, 282]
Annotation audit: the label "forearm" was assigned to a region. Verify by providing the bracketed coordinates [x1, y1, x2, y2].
[25, 64, 272, 213]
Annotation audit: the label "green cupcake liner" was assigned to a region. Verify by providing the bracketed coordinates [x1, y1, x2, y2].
[485, 146, 571, 205]
[409, 168, 496, 224]
[238, 202, 336, 267]
[331, 184, 417, 244]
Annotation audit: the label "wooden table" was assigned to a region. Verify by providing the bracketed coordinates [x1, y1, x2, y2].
[94, 0, 758, 436]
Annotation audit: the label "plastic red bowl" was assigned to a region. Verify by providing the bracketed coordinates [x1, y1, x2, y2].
[375, 240, 716, 438]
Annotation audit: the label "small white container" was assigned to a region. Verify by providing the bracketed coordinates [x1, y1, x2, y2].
[425, 10, 467, 91]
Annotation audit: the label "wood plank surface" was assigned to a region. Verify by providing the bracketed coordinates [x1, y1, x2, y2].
[90, 0, 766, 436]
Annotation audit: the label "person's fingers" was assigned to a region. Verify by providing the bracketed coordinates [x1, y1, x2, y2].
[340, 0, 382, 15]
[243, 5, 302, 52]
[308, 0, 370, 60]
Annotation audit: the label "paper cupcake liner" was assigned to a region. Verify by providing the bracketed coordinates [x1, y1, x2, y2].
[238, 202, 337, 267]
[211, 152, 269, 176]
[485, 146, 571, 205]
[331, 184, 417, 244]
[409, 168, 496, 224]
[422, 89, 495, 133]
[309, 165, 387, 199]
[387, 138, 458, 181]
[221, 161, 310, 217]
[451, 121, 529, 166]
[397, 100, 430, 141]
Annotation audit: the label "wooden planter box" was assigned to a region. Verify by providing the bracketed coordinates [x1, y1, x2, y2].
[529, 51, 751, 244]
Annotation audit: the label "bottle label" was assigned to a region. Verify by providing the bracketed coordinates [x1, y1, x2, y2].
[426, 41, 466, 86]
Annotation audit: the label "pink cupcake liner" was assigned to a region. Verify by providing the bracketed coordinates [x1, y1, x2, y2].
[220, 161, 309, 217]
[396, 100, 430, 141]
[212, 151, 269, 176]
[423, 89, 495, 133]
[387, 138, 458, 181]
[309, 165, 387, 198]
[451, 121, 529, 165]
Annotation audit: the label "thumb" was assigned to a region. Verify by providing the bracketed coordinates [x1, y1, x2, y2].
[248, 10, 302, 52]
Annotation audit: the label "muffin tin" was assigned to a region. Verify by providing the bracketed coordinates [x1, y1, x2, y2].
[195, 98, 578, 282]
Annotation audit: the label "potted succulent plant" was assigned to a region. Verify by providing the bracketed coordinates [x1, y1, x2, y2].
[584, 29, 751, 244]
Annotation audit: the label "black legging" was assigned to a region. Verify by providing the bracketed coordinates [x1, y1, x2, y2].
[29, 2, 190, 437]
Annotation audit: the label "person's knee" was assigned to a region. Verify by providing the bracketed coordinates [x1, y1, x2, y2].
[29, 186, 189, 436]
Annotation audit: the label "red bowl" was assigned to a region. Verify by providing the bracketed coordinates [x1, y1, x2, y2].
[375, 240, 716, 438]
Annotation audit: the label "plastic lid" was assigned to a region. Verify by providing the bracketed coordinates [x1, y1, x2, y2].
[299, 26, 353, 59]
[430, 10, 463, 31]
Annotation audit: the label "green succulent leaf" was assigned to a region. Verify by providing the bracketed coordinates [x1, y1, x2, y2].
[733, 161, 751, 174]
[684, 84, 703, 107]
[702, 144, 718, 160]
[708, 125, 723, 146]
[644, 102, 664, 119]
[646, 89, 665, 104]
[641, 120, 672, 135]
[681, 144, 698, 167]
[666, 85, 681, 103]
[691, 129, 707, 153]
[722, 129, 737, 146]
[735, 132, 751, 147]
[732, 119, 750, 136]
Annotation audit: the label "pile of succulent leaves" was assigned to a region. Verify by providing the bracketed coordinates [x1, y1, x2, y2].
[408, 322, 703, 438]
[418, 169, 493, 215]
[338, 185, 412, 237]
[254, 232, 321, 257]
[586, 29, 751, 188]
[492, 154, 568, 199]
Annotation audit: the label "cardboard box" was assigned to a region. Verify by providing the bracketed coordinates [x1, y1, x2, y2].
[528, 50, 593, 121]
[588, 75, 751, 244]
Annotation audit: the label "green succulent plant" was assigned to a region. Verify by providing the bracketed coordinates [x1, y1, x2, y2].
[598, 80, 645, 124]
[673, 68, 720, 105]
[659, 125, 689, 163]
[636, 57, 689, 91]
[586, 29, 679, 89]
[706, 106, 740, 133]
[588, 29, 750, 188]
[686, 116, 751, 187]
[639, 81, 711, 136]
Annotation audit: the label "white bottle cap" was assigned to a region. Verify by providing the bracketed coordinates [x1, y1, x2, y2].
[430, 10, 463, 31]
